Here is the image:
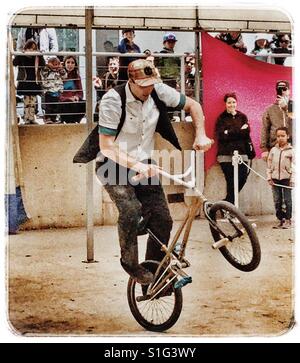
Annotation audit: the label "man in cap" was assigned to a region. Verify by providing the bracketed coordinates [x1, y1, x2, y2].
[260, 80, 293, 160]
[96, 59, 212, 285]
[271, 33, 292, 65]
[157, 32, 181, 89]
[117, 29, 141, 83]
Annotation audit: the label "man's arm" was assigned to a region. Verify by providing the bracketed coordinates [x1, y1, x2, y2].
[183, 96, 213, 151]
[99, 134, 160, 178]
[266, 149, 274, 184]
[260, 109, 271, 160]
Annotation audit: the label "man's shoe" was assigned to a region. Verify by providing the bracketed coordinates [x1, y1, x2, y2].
[120, 259, 154, 285]
[282, 219, 292, 229]
[273, 219, 284, 229]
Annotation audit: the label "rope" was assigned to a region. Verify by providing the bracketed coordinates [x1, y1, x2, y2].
[236, 155, 293, 190]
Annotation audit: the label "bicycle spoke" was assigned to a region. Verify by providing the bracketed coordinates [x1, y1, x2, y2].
[132, 280, 176, 326]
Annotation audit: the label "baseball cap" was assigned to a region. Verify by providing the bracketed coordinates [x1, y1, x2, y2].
[276, 80, 290, 89]
[128, 59, 162, 87]
[163, 33, 177, 43]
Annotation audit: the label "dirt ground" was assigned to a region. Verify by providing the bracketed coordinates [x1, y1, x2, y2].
[7, 215, 294, 337]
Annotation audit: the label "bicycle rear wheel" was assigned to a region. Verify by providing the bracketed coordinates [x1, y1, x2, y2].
[208, 201, 261, 272]
[127, 260, 183, 332]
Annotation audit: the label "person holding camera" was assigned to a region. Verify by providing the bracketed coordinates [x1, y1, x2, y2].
[260, 80, 293, 161]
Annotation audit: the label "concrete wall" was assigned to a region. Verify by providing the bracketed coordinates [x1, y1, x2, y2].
[17, 122, 273, 229]
[18, 124, 103, 229]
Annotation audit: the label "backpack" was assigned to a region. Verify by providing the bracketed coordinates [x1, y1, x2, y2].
[73, 83, 182, 163]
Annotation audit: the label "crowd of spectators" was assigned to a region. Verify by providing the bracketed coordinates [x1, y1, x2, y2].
[12, 28, 292, 125]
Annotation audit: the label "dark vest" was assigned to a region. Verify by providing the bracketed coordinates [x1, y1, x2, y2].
[73, 83, 182, 164]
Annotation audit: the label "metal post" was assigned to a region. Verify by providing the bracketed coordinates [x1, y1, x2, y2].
[180, 55, 185, 121]
[194, 31, 200, 103]
[195, 31, 204, 195]
[84, 6, 96, 263]
[232, 150, 239, 208]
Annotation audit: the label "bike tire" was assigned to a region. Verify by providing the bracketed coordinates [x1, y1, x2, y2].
[208, 201, 261, 272]
[127, 260, 183, 332]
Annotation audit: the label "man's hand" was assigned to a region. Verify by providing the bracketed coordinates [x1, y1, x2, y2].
[268, 179, 274, 186]
[93, 76, 102, 89]
[193, 135, 214, 152]
[277, 95, 288, 109]
[261, 151, 269, 161]
[132, 163, 161, 182]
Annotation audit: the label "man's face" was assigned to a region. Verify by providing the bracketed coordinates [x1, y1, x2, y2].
[185, 57, 195, 73]
[277, 83, 290, 97]
[279, 36, 290, 49]
[229, 31, 241, 40]
[123, 31, 135, 42]
[108, 59, 119, 74]
[104, 42, 114, 52]
[164, 40, 176, 50]
[129, 81, 154, 101]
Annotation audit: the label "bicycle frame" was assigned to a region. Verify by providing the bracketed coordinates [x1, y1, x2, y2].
[143, 151, 212, 297]
[136, 150, 259, 301]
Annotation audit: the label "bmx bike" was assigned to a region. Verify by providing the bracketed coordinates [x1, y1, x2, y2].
[127, 151, 261, 332]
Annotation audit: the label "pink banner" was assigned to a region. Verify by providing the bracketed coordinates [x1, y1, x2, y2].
[201, 32, 293, 170]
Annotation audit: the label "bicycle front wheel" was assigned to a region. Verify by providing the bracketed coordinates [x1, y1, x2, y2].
[127, 260, 183, 332]
[208, 201, 261, 272]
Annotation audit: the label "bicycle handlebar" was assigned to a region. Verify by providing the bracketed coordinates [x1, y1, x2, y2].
[132, 150, 197, 189]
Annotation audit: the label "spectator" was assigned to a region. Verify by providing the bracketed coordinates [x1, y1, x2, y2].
[157, 33, 180, 89]
[260, 80, 293, 160]
[13, 39, 45, 124]
[59, 55, 86, 123]
[271, 34, 292, 65]
[17, 27, 58, 61]
[251, 33, 271, 62]
[184, 53, 196, 98]
[215, 92, 252, 204]
[17, 27, 59, 119]
[96, 40, 118, 78]
[93, 57, 120, 121]
[215, 32, 247, 53]
[143, 49, 155, 64]
[94, 57, 120, 101]
[117, 29, 141, 83]
[40, 56, 66, 124]
[267, 127, 294, 229]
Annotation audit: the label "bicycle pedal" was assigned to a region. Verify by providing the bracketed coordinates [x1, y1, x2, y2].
[174, 276, 192, 289]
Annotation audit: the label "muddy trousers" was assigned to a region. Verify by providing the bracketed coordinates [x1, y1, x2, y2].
[102, 183, 173, 268]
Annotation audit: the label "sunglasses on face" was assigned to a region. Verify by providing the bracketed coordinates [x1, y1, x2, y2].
[280, 40, 290, 44]
[277, 86, 288, 91]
